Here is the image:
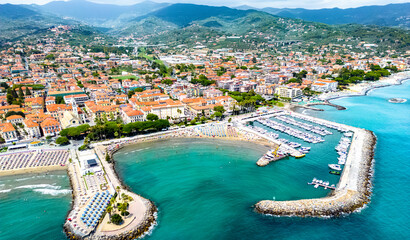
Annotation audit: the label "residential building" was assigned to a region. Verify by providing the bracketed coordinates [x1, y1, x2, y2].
[275, 87, 302, 99]
[40, 117, 61, 137]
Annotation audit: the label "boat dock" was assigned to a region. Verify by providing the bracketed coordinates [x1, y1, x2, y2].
[307, 178, 336, 190]
[239, 125, 305, 159]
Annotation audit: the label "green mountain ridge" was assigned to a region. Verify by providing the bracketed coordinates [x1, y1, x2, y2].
[0, 2, 408, 53]
[236, 3, 410, 29]
[122, 4, 409, 52]
[30, 0, 169, 27]
[0, 4, 75, 43]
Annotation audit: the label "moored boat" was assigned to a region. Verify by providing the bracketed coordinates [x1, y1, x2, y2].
[329, 170, 341, 175]
[328, 164, 342, 171]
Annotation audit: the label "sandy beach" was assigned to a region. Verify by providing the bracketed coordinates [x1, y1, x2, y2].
[0, 165, 67, 177]
[319, 71, 410, 101]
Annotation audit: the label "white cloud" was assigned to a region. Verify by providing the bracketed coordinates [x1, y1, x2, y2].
[2, 0, 409, 9]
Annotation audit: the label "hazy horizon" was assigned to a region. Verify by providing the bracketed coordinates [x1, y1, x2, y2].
[2, 0, 410, 10]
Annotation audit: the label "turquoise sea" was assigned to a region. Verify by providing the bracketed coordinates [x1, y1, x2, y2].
[0, 80, 409, 240]
[0, 171, 71, 240]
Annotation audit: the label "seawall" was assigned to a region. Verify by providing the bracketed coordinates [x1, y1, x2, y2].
[255, 116, 376, 217]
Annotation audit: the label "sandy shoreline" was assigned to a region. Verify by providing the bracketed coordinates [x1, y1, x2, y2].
[0, 165, 67, 177]
[319, 71, 410, 101]
[103, 126, 277, 158]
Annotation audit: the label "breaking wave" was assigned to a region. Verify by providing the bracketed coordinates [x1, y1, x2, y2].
[15, 184, 61, 190]
[33, 188, 71, 196]
[0, 189, 11, 193]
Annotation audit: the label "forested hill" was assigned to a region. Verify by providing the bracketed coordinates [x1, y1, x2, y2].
[237, 3, 410, 29]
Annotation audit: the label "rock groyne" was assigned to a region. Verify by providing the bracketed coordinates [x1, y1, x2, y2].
[255, 129, 376, 217]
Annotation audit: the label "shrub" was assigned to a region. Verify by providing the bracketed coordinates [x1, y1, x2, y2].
[110, 214, 123, 225]
[78, 145, 87, 151]
[120, 211, 130, 216]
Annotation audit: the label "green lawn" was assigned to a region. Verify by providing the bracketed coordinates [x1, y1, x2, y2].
[112, 75, 137, 80]
[139, 53, 164, 65]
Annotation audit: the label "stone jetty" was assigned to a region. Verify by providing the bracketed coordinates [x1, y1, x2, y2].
[293, 101, 347, 112]
[255, 115, 376, 217]
[307, 101, 347, 110]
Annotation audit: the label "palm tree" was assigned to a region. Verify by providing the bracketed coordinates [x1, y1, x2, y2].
[106, 206, 113, 217]
[110, 197, 116, 208]
[118, 202, 128, 214]
[116, 186, 121, 199]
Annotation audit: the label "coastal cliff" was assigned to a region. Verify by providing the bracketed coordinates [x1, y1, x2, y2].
[255, 130, 376, 217]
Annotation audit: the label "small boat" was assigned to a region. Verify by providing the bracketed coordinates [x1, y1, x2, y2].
[328, 164, 342, 171]
[329, 170, 341, 175]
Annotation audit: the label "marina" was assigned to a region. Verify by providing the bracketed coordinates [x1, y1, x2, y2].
[255, 117, 325, 143]
[255, 114, 376, 217]
[274, 115, 333, 136]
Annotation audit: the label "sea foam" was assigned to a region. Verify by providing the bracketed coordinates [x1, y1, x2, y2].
[15, 184, 61, 190]
[33, 188, 71, 196]
[0, 189, 11, 193]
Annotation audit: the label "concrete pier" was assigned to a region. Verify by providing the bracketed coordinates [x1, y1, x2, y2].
[254, 112, 376, 217]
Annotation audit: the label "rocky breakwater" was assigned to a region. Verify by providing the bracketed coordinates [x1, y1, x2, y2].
[306, 101, 347, 110]
[255, 129, 376, 217]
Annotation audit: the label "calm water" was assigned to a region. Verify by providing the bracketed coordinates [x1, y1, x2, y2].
[0, 172, 71, 240]
[0, 80, 409, 240]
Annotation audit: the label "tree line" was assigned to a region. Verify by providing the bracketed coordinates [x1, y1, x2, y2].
[60, 118, 170, 141]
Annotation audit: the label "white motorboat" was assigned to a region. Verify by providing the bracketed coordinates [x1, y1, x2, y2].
[328, 164, 342, 171]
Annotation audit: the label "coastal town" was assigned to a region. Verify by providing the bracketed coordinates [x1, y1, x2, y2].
[0, 25, 408, 146]
[0, 23, 409, 240]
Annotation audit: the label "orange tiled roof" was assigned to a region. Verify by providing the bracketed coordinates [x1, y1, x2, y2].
[0, 122, 15, 132]
[6, 115, 23, 120]
[40, 117, 60, 127]
[24, 119, 39, 128]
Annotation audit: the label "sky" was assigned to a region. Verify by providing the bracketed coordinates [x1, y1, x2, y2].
[2, 0, 410, 9]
